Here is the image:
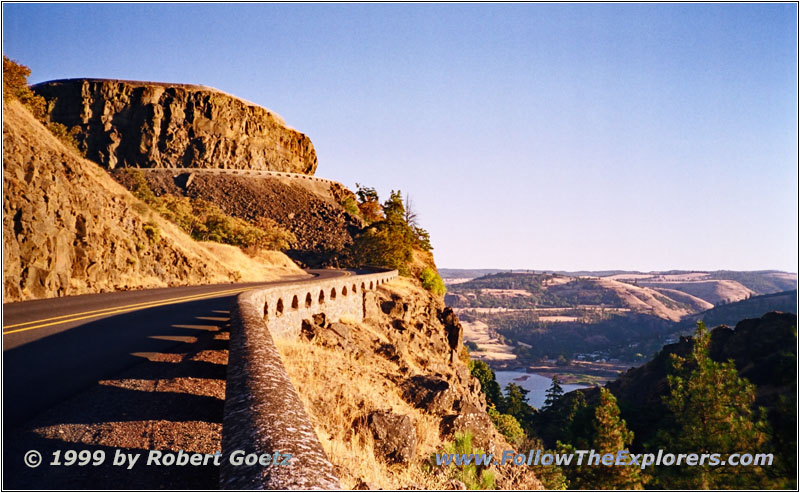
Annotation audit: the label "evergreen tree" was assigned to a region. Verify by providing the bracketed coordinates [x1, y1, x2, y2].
[652, 321, 773, 489]
[543, 375, 564, 408]
[502, 383, 530, 417]
[564, 388, 643, 489]
[501, 383, 535, 432]
[468, 360, 503, 409]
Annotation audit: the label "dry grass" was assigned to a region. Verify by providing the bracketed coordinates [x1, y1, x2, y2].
[274, 331, 449, 489]
[4, 99, 307, 296]
[461, 320, 517, 362]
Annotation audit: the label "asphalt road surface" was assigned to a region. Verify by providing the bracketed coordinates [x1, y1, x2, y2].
[3, 269, 355, 488]
[2, 270, 347, 429]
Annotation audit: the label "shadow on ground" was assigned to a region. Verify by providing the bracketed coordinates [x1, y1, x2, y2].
[3, 298, 234, 489]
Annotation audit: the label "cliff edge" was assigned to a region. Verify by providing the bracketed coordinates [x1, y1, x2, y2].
[3, 99, 304, 302]
[32, 79, 317, 174]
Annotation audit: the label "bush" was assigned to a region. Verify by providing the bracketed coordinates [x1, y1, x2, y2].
[4, 56, 83, 152]
[420, 267, 446, 296]
[126, 170, 296, 251]
[339, 196, 360, 218]
[143, 221, 161, 245]
[3, 56, 45, 118]
[351, 221, 413, 275]
[438, 432, 496, 490]
[487, 406, 525, 446]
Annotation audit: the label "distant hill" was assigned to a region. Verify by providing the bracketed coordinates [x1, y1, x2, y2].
[681, 290, 797, 330]
[439, 268, 509, 281]
[705, 270, 797, 294]
[535, 312, 797, 474]
[447, 272, 711, 321]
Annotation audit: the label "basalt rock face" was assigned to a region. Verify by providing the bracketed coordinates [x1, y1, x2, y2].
[2, 99, 302, 302]
[32, 79, 317, 174]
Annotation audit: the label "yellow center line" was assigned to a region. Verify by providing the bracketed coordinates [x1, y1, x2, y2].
[2, 287, 248, 336]
[2, 286, 251, 330]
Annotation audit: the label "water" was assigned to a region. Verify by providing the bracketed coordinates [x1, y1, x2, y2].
[494, 370, 590, 409]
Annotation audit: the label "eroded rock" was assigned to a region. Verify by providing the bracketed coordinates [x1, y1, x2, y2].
[358, 411, 416, 465]
[33, 79, 317, 174]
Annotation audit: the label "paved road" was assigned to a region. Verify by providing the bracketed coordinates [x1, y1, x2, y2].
[2, 270, 348, 429]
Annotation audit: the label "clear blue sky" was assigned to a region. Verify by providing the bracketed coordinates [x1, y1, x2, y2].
[3, 3, 797, 272]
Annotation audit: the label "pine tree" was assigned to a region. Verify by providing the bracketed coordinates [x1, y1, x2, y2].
[544, 375, 564, 408]
[653, 321, 773, 489]
[501, 383, 535, 431]
[565, 388, 643, 489]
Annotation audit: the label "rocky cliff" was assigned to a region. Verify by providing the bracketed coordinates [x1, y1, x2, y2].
[32, 79, 317, 174]
[3, 99, 304, 302]
[275, 278, 543, 489]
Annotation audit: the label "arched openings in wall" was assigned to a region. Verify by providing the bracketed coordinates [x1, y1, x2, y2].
[352, 284, 357, 293]
[330, 287, 337, 300]
[291, 295, 299, 310]
[318, 290, 325, 305]
[263, 302, 269, 319]
[342, 286, 348, 296]
[276, 298, 284, 316]
[305, 293, 312, 308]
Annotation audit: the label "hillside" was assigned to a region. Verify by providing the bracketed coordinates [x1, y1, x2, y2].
[533, 311, 797, 488]
[111, 169, 362, 268]
[2, 98, 305, 301]
[447, 270, 795, 367]
[275, 279, 542, 489]
[32, 79, 317, 174]
[637, 279, 754, 305]
[447, 272, 710, 321]
[683, 290, 797, 329]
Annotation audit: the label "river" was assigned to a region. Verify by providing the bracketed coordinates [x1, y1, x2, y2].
[494, 370, 590, 409]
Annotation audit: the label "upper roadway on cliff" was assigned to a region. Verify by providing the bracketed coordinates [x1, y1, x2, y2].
[32, 78, 318, 174]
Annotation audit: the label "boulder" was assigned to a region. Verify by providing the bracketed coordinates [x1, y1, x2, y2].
[440, 403, 495, 449]
[401, 375, 455, 415]
[359, 411, 416, 465]
[438, 307, 463, 351]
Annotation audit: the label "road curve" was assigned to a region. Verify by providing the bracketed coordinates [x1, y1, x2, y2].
[2, 269, 351, 429]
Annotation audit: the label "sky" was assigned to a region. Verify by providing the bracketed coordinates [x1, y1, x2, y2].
[3, 3, 797, 272]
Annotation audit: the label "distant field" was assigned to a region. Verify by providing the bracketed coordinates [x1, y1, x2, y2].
[449, 269, 796, 368]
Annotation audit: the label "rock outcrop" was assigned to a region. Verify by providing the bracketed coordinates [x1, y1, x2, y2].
[2, 99, 304, 302]
[32, 79, 317, 174]
[275, 278, 544, 489]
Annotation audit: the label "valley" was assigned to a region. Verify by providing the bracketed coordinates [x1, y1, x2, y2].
[447, 269, 797, 378]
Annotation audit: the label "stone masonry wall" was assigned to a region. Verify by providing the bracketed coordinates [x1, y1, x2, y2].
[221, 270, 397, 489]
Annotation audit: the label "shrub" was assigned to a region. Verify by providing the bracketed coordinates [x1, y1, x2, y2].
[125, 170, 295, 251]
[3, 56, 87, 153]
[46, 121, 83, 152]
[143, 221, 161, 245]
[420, 267, 446, 296]
[339, 196, 360, 218]
[438, 432, 496, 490]
[3, 56, 45, 119]
[487, 406, 525, 446]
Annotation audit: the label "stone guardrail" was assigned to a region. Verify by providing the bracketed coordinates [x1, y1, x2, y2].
[135, 167, 341, 187]
[220, 269, 398, 489]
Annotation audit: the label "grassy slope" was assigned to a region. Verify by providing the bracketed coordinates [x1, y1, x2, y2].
[3, 99, 306, 301]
